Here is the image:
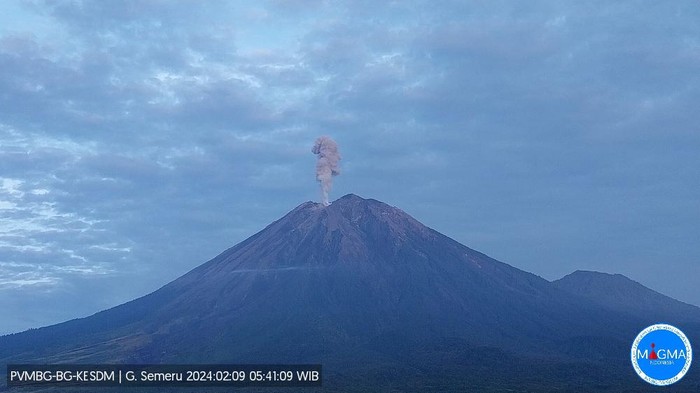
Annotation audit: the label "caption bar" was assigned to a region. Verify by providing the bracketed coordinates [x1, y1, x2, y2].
[7, 364, 321, 388]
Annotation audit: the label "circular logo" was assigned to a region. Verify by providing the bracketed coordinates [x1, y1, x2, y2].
[631, 324, 692, 386]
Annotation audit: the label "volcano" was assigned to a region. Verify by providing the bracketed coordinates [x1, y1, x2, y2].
[1, 194, 699, 392]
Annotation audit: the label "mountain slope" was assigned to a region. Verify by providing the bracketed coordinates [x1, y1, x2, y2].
[1, 194, 698, 391]
[553, 270, 700, 324]
[0, 195, 628, 362]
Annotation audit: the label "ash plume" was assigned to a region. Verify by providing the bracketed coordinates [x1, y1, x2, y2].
[312, 136, 341, 206]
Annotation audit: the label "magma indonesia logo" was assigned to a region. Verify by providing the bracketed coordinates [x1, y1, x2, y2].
[631, 324, 693, 386]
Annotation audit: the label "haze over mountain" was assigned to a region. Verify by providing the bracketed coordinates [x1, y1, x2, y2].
[1, 194, 698, 392]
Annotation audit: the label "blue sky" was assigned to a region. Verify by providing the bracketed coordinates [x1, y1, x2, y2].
[0, 0, 698, 335]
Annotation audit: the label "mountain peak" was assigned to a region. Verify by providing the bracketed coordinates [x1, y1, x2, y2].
[292, 194, 379, 214]
[288, 194, 422, 237]
[335, 193, 366, 202]
[312, 193, 386, 212]
[563, 270, 628, 282]
[554, 270, 700, 323]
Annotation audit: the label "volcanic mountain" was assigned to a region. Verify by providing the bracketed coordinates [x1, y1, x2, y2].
[554, 270, 700, 324]
[1, 194, 698, 391]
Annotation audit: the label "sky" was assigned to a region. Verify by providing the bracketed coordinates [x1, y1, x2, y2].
[0, 0, 698, 335]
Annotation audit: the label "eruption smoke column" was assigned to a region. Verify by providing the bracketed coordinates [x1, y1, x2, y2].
[312, 136, 341, 206]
